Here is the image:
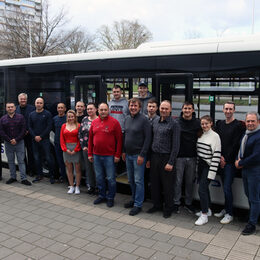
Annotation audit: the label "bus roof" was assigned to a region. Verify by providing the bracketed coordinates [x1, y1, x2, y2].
[1, 34, 260, 67]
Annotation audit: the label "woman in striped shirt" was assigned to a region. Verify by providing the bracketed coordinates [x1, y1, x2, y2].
[195, 115, 221, 226]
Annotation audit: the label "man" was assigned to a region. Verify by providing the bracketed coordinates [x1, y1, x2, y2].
[147, 100, 180, 218]
[0, 102, 31, 185]
[235, 112, 260, 235]
[29, 97, 55, 183]
[88, 103, 122, 207]
[122, 98, 151, 216]
[146, 98, 159, 123]
[53, 103, 67, 182]
[76, 101, 86, 123]
[174, 102, 201, 214]
[16, 93, 35, 176]
[215, 101, 245, 224]
[138, 81, 153, 115]
[109, 84, 129, 132]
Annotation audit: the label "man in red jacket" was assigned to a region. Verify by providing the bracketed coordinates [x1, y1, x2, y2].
[88, 103, 122, 207]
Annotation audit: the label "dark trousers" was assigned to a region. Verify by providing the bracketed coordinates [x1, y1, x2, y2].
[54, 143, 66, 179]
[24, 134, 35, 174]
[198, 158, 211, 213]
[150, 153, 175, 213]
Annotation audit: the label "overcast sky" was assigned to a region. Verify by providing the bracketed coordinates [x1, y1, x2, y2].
[51, 0, 260, 42]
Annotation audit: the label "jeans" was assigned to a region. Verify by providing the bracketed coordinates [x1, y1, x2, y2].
[54, 143, 66, 179]
[174, 157, 196, 205]
[219, 163, 236, 216]
[5, 140, 27, 180]
[93, 155, 116, 200]
[197, 159, 211, 213]
[126, 154, 146, 208]
[32, 139, 54, 178]
[24, 133, 35, 173]
[83, 151, 96, 188]
[242, 168, 260, 226]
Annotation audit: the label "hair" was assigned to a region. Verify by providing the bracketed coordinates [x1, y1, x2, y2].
[98, 102, 109, 109]
[245, 111, 259, 121]
[160, 100, 172, 108]
[6, 102, 15, 106]
[147, 98, 158, 106]
[18, 93, 28, 100]
[76, 101, 85, 107]
[66, 109, 78, 124]
[182, 101, 194, 109]
[223, 101, 235, 109]
[87, 102, 97, 109]
[35, 97, 44, 103]
[112, 84, 122, 90]
[128, 97, 142, 107]
[197, 115, 213, 137]
[57, 102, 66, 108]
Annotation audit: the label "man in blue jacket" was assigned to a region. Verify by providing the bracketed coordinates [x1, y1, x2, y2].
[235, 112, 260, 235]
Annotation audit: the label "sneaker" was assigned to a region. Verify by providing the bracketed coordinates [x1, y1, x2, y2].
[163, 210, 172, 218]
[184, 204, 196, 214]
[32, 176, 43, 183]
[21, 180, 32, 186]
[93, 197, 106, 205]
[67, 186, 75, 194]
[75, 186, 80, 194]
[124, 201, 134, 208]
[242, 223, 256, 236]
[6, 178, 17, 184]
[214, 209, 226, 218]
[129, 206, 141, 216]
[106, 199, 114, 208]
[195, 214, 208, 226]
[220, 214, 233, 224]
[147, 206, 162, 214]
[172, 204, 180, 214]
[195, 208, 212, 217]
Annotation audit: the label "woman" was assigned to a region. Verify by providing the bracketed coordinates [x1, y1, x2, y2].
[60, 110, 81, 194]
[195, 115, 221, 225]
[78, 103, 98, 194]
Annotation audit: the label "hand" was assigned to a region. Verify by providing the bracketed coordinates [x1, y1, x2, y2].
[122, 153, 126, 162]
[137, 156, 144, 166]
[10, 139, 16, 145]
[165, 163, 173, 172]
[66, 150, 72, 155]
[83, 147, 88, 152]
[235, 159, 242, 169]
[88, 156, 93, 163]
[220, 156, 226, 169]
[35, 136, 42, 142]
[114, 157, 120, 163]
[146, 161, 150, 168]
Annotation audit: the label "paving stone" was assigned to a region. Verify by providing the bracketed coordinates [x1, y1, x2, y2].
[54, 233, 75, 243]
[117, 215, 139, 224]
[238, 234, 260, 246]
[105, 228, 125, 239]
[202, 244, 230, 259]
[132, 246, 156, 258]
[169, 245, 192, 258]
[107, 220, 126, 230]
[82, 242, 105, 254]
[90, 225, 111, 234]
[168, 236, 189, 247]
[120, 233, 139, 243]
[12, 242, 36, 254]
[66, 237, 89, 248]
[189, 251, 210, 260]
[3, 252, 27, 260]
[40, 252, 65, 260]
[152, 241, 173, 253]
[87, 233, 107, 243]
[1, 237, 22, 249]
[116, 242, 138, 253]
[25, 247, 50, 259]
[61, 247, 85, 259]
[97, 247, 121, 259]
[59, 224, 80, 234]
[76, 252, 100, 260]
[114, 252, 138, 260]
[136, 228, 157, 238]
[151, 222, 175, 234]
[135, 237, 156, 247]
[47, 241, 69, 254]
[152, 232, 172, 242]
[232, 240, 258, 255]
[150, 251, 174, 260]
[0, 232, 10, 242]
[190, 231, 214, 244]
[121, 224, 141, 234]
[226, 249, 254, 260]
[100, 237, 121, 248]
[185, 240, 207, 252]
[0, 246, 14, 258]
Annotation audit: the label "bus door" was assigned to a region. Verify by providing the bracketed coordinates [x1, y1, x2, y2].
[74, 75, 107, 106]
[155, 73, 193, 117]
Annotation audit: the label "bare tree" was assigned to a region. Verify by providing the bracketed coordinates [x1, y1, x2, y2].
[97, 19, 152, 50]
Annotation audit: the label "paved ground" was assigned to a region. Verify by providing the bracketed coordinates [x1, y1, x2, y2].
[0, 168, 259, 260]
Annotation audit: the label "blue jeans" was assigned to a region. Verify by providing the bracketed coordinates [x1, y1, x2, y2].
[126, 154, 146, 208]
[220, 163, 236, 216]
[242, 168, 260, 226]
[54, 143, 66, 179]
[32, 139, 54, 178]
[5, 140, 27, 180]
[93, 155, 116, 200]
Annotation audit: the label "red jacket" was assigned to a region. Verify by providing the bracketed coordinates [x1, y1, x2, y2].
[60, 123, 81, 152]
[88, 115, 122, 158]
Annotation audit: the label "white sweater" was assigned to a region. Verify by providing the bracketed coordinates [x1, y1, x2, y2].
[197, 129, 221, 180]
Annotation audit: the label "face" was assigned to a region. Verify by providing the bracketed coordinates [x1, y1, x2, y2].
[245, 114, 259, 131]
[57, 103, 66, 116]
[112, 88, 122, 100]
[6, 103, 16, 115]
[87, 104, 97, 117]
[35, 98, 44, 111]
[76, 102, 85, 114]
[138, 86, 148, 98]
[98, 104, 109, 119]
[18, 95, 27, 107]
[129, 101, 141, 116]
[67, 112, 76, 123]
[223, 103, 235, 120]
[159, 101, 171, 118]
[182, 104, 194, 119]
[201, 119, 212, 132]
[147, 102, 158, 116]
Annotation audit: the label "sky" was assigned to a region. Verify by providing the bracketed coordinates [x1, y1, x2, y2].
[51, 0, 260, 42]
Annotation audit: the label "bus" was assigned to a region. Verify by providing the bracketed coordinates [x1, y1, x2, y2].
[0, 34, 260, 209]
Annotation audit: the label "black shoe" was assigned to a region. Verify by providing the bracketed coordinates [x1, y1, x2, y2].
[21, 180, 32, 186]
[0, 176, 2, 181]
[147, 206, 162, 214]
[124, 201, 134, 208]
[6, 178, 17, 184]
[32, 176, 43, 183]
[163, 211, 172, 218]
[106, 199, 114, 208]
[172, 204, 180, 214]
[93, 197, 106, 205]
[242, 223, 256, 236]
[184, 204, 195, 214]
[87, 187, 95, 195]
[59, 177, 64, 183]
[129, 206, 142, 216]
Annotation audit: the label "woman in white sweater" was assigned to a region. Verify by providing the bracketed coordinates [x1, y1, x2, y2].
[195, 115, 221, 226]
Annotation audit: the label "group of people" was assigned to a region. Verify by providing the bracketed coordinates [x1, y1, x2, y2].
[0, 82, 259, 236]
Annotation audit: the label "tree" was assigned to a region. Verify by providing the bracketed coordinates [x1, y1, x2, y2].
[0, 0, 96, 59]
[97, 19, 152, 50]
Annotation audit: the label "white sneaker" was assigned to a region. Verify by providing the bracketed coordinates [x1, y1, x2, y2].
[67, 186, 75, 194]
[195, 208, 212, 217]
[214, 209, 226, 218]
[220, 214, 233, 224]
[195, 214, 208, 226]
[75, 186, 80, 195]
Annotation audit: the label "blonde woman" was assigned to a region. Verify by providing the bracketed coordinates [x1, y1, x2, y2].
[60, 110, 81, 194]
